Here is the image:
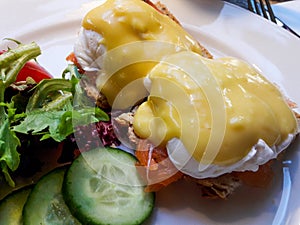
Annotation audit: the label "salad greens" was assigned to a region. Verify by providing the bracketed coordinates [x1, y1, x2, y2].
[0, 42, 41, 187]
[0, 42, 109, 187]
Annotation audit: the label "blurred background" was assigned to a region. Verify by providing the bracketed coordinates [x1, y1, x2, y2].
[224, 0, 292, 9]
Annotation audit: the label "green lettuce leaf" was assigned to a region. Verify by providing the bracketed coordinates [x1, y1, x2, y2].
[0, 119, 21, 187]
[13, 107, 109, 142]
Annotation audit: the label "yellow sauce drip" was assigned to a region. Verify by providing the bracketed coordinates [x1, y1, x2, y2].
[133, 52, 298, 165]
[82, 0, 204, 108]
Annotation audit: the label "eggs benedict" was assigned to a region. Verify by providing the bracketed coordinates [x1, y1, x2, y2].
[74, 0, 212, 109]
[133, 51, 297, 178]
[72, 0, 299, 198]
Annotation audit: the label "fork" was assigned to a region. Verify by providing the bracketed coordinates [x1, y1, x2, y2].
[247, 0, 300, 38]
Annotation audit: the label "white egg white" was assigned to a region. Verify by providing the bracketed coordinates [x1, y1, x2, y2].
[167, 134, 296, 179]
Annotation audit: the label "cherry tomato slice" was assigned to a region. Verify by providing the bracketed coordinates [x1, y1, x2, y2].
[15, 61, 53, 83]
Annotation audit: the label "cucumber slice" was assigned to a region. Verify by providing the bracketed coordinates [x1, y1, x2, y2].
[23, 166, 81, 225]
[63, 147, 155, 225]
[0, 186, 31, 225]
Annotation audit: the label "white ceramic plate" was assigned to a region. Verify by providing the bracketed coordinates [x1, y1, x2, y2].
[0, 0, 299, 225]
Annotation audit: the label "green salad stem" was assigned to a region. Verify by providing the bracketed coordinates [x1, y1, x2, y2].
[0, 42, 41, 122]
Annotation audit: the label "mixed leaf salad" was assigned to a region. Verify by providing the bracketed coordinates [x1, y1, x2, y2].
[0, 41, 109, 187]
[0, 41, 154, 224]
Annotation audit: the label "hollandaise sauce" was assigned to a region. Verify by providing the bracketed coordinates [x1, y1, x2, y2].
[133, 51, 298, 166]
